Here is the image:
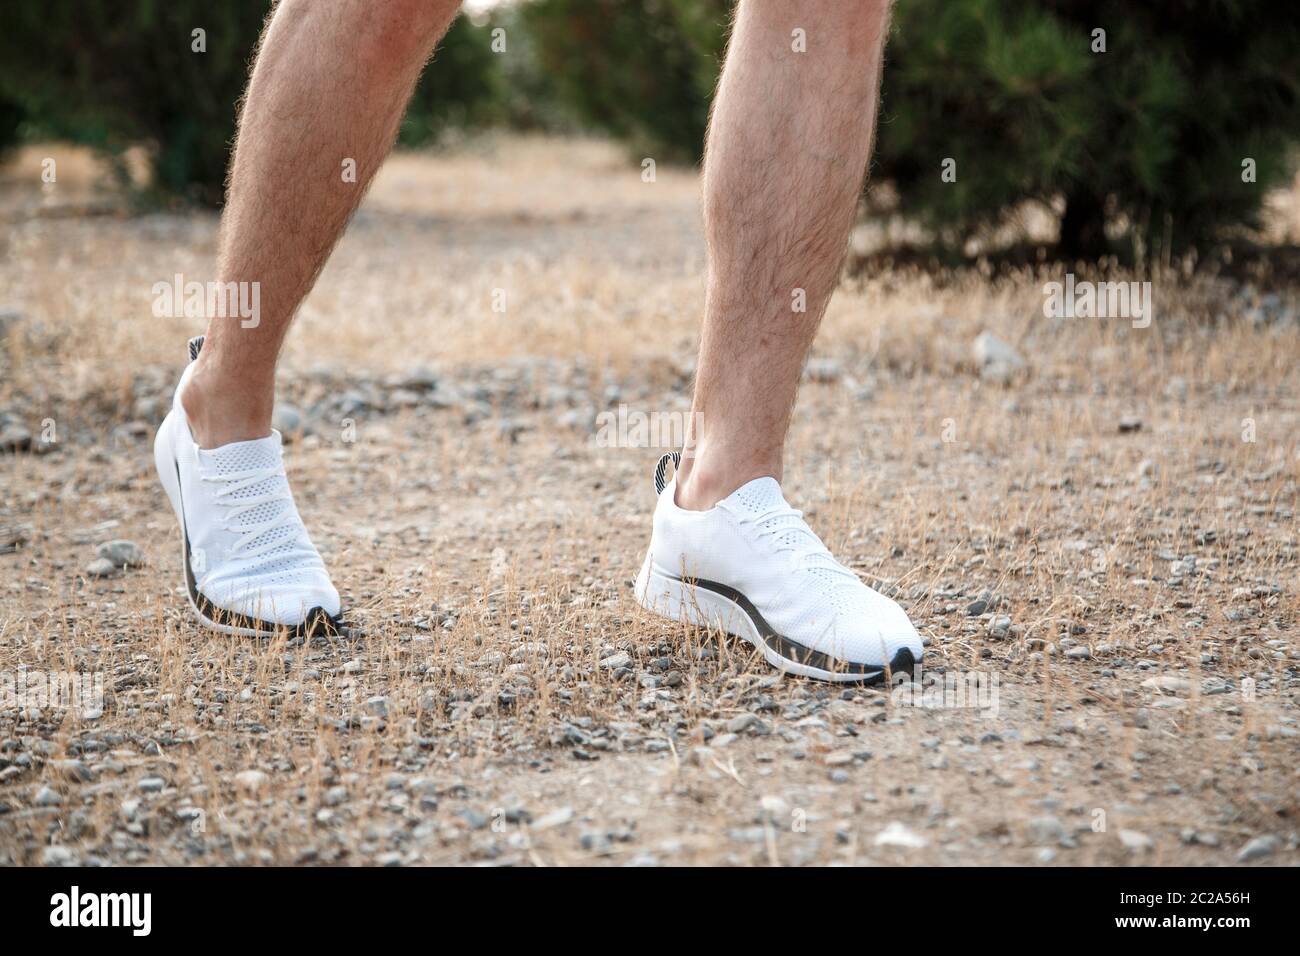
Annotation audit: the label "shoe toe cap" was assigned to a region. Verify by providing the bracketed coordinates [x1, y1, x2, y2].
[826, 592, 923, 672]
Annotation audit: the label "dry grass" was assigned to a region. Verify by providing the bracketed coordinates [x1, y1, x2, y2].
[0, 135, 1297, 866]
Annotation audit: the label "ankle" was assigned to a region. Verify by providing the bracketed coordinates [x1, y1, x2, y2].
[180, 360, 274, 449]
[673, 451, 780, 511]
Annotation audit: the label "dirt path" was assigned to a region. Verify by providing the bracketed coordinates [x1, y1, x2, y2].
[1, 137, 1297, 866]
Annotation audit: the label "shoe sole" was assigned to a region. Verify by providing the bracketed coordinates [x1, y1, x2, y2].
[154, 410, 338, 638]
[634, 552, 916, 684]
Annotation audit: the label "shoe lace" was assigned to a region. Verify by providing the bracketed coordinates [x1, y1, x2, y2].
[746, 506, 858, 580]
[200, 465, 302, 560]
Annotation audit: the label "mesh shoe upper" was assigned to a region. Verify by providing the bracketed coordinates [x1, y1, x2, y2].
[646, 474, 921, 669]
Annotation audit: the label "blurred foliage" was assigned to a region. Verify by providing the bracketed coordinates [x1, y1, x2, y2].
[523, 0, 1300, 257]
[400, 14, 505, 147]
[0, 1, 505, 205]
[519, 0, 730, 163]
[1, 0, 1296, 256]
[880, 0, 1300, 256]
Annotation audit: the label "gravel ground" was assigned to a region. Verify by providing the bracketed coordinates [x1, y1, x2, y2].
[1, 136, 1297, 866]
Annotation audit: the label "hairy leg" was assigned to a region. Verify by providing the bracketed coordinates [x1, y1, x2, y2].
[184, 0, 462, 447]
[675, 0, 892, 509]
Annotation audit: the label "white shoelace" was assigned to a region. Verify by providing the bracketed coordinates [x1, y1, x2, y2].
[200, 465, 301, 560]
[747, 506, 858, 580]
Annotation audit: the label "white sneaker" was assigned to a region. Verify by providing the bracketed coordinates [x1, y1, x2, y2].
[154, 336, 341, 636]
[635, 453, 922, 683]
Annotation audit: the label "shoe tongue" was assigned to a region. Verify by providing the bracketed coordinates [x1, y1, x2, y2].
[196, 432, 296, 557]
[196, 432, 282, 474]
[722, 476, 788, 515]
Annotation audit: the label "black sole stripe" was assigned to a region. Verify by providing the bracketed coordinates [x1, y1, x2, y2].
[668, 573, 915, 681]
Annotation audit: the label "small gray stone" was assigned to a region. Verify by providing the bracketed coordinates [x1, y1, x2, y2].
[138, 776, 166, 793]
[34, 786, 63, 807]
[726, 713, 762, 734]
[96, 539, 144, 568]
[43, 845, 78, 866]
[1235, 835, 1279, 862]
[965, 591, 994, 616]
[84, 557, 118, 578]
[987, 615, 1013, 640]
[1118, 829, 1153, 852]
[599, 652, 632, 670]
[531, 807, 575, 830]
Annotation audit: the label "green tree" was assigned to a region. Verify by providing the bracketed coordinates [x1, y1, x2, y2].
[879, 0, 1300, 257]
[522, 0, 1300, 258]
[0, 1, 506, 206]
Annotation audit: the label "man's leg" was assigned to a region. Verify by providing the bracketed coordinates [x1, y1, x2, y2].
[156, 0, 460, 633]
[675, 0, 890, 509]
[184, 0, 462, 447]
[636, 0, 921, 682]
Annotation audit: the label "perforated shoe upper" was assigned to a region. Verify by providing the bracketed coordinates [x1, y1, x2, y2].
[647, 474, 921, 669]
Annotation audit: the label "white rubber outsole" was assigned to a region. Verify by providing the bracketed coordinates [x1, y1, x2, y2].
[633, 552, 889, 683]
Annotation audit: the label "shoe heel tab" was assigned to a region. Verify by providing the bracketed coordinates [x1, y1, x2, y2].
[188, 336, 205, 363]
[654, 452, 681, 495]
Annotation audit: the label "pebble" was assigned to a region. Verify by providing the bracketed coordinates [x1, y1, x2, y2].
[966, 590, 995, 616]
[987, 615, 1013, 640]
[873, 821, 928, 849]
[138, 776, 166, 793]
[726, 713, 763, 734]
[34, 786, 63, 807]
[42, 846, 77, 866]
[84, 557, 118, 578]
[1118, 829, 1153, 852]
[1235, 835, 1279, 862]
[1141, 674, 1192, 695]
[531, 807, 575, 830]
[96, 539, 144, 568]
